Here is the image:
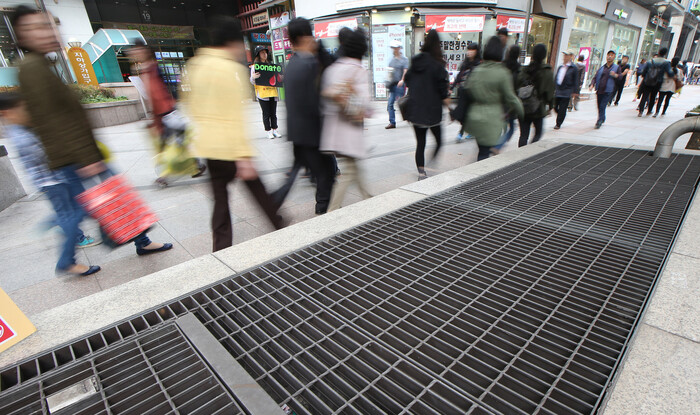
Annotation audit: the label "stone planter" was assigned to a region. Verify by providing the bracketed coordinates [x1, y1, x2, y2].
[0, 145, 26, 212]
[83, 99, 142, 128]
[101, 82, 147, 118]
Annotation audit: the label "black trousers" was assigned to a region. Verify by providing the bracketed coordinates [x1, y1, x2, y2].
[294, 145, 336, 213]
[638, 85, 660, 114]
[609, 82, 624, 105]
[477, 145, 492, 161]
[206, 159, 283, 252]
[259, 99, 278, 131]
[519, 116, 543, 147]
[656, 91, 673, 114]
[413, 125, 442, 169]
[554, 97, 570, 127]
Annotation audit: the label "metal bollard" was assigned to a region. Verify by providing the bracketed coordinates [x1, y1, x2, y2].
[653, 116, 700, 158]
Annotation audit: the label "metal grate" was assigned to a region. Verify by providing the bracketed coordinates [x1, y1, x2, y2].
[2, 144, 699, 415]
[0, 324, 245, 415]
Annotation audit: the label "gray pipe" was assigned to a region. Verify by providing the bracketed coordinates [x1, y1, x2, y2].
[653, 116, 700, 158]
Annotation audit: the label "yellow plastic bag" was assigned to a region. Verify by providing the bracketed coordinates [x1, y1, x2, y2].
[154, 128, 198, 178]
[96, 140, 112, 163]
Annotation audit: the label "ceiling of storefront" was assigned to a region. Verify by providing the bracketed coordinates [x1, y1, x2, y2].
[83, 0, 237, 26]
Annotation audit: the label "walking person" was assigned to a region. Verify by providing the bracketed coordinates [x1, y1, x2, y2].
[385, 39, 408, 129]
[570, 54, 586, 111]
[553, 50, 578, 130]
[0, 93, 101, 276]
[590, 50, 619, 128]
[183, 17, 285, 252]
[634, 58, 647, 102]
[281, 17, 336, 214]
[404, 29, 450, 180]
[250, 45, 282, 139]
[654, 57, 680, 117]
[13, 5, 172, 272]
[453, 43, 481, 142]
[609, 55, 630, 106]
[320, 27, 373, 211]
[493, 45, 521, 150]
[638, 47, 675, 117]
[516, 44, 555, 147]
[463, 37, 523, 161]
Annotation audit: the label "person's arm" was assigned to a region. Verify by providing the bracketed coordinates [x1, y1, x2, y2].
[398, 67, 408, 87]
[502, 71, 524, 120]
[250, 64, 260, 84]
[664, 61, 676, 78]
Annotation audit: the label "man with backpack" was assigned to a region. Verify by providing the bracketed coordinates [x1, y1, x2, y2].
[590, 50, 619, 129]
[638, 47, 676, 117]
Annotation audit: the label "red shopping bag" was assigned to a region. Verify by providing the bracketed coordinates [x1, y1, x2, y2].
[76, 175, 158, 245]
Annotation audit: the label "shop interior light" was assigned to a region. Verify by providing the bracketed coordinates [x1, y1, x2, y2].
[371, 8, 378, 13]
[404, 6, 411, 12]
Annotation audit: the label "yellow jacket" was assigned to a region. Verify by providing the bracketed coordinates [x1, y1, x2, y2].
[182, 48, 253, 161]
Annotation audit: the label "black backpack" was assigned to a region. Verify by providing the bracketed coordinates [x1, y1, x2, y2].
[644, 62, 662, 87]
[517, 70, 541, 116]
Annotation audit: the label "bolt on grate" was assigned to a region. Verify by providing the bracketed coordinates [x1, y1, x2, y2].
[0, 324, 245, 415]
[2, 144, 699, 415]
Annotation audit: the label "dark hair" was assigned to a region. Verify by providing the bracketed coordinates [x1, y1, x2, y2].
[338, 27, 367, 60]
[622, 55, 629, 59]
[10, 5, 39, 31]
[288, 17, 313, 46]
[421, 29, 444, 65]
[209, 16, 243, 47]
[671, 57, 680, 68]
[658, 47, 668, 57]
[578, 54, 585, 62]
[482, 36, 504, 62]
[466, 42, 481, 60]
[504, 45, 521, 72]
[0, 92, 22, 111]
[606, 50, 615, 56]
[254, 45, 271, 63]
[497, 27, 508, 36]
[532, 43, 547, 63]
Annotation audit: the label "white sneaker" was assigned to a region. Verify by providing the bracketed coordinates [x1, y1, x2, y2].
[273, 129, 282, 138]
[267, 131, 275, 139]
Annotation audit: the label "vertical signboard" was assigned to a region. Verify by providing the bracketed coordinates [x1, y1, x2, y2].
[67, 47, 99, 86]
[0, 288, 36, 353]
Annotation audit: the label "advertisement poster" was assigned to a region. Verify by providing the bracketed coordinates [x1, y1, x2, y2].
[440, 38, 471, 76]
[253, 63, 284, 87]
[425, 15, 485, 33]
[314, 18, 358, 38]
[0, 288, 36, 353]
[372, 30, 390, 84]
[496, 15, 533, 33]
[578, 46, 592, 72]
[270, 11, 294, 29]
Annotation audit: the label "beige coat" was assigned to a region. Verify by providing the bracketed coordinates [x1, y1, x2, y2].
[320, 57, 372, 159]
[182, 48, 253, 161]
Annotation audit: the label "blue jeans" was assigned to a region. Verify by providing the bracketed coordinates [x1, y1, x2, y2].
[387, 84, 405, 125]
[43, 181, 87, 271]
[596, 92, 612, 124]
[494, 116, 516, 150]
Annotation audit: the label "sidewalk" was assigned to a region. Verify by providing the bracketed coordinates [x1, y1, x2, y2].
[1, 86, 698, 317]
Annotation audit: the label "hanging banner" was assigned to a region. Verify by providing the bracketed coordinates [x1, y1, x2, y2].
[372, 31, 389, 84]
[0, 288, 36, 353]
[252, 12, 269, 26]
[496, 15, 533, 34]
[425, 15, 485, 33]
[270, 11, 294, 29]
[67, 47, 99, 86]
[314, 18, 358, 38]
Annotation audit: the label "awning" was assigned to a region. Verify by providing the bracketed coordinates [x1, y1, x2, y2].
[533, 0, 567, 19]
[415, 7, 494, 16]
[83, 29, 146, 64]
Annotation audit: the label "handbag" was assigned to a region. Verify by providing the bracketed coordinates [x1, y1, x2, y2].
[674, 77, 684, 92]
[398, 93, 410, 121]
[450, 84, 471, 125]
[76, 175, 158, 245]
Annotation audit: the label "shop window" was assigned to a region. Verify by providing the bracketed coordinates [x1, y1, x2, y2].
[525, 16, 554, 59]
[0, 12, 23, 67]
[567, 12, 610, 85]
[610, 24, 639, 65]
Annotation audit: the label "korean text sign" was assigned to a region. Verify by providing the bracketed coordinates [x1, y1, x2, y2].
[67, 47, 99, 86]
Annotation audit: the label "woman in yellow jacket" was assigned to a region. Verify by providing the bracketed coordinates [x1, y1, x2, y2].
[250, 46, 281, 139]
[183, 17, 285, 252]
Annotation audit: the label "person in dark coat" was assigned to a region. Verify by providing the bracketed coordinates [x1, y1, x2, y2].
[553, 50, 578, 129]
[404, 29, 449, 180]
[453, 42, 481, 142]
[570, 54, 586, 111]
[494, 45, 521, 150]
[516, 43, 555, 147]
[281, 17, 335, 214]
[590, 50, 619, 128]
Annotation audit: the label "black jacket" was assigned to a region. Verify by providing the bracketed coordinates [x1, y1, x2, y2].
[285, 52, 322, 147]
[554, 64, 578, 98]
[404, 53, 449, 126]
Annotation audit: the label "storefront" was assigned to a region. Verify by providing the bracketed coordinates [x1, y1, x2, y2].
[640, 15, 671, 59]
[370, 11, 412, 98]
[313, 15, 366, 56]
[567, 10, 610, 85]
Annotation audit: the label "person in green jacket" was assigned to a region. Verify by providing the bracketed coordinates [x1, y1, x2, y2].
[516, 44, 555, 147]
[463, 37, 524, 161]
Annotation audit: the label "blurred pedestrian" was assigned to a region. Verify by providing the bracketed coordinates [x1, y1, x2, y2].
[497, 27, 509, 47]
[250, 45, 282, 139]
[493, 45, 521, 150]
[404, 29, 450, 180]
[183, 17, 285, 252]
[638, 48, 675, 117]
[453, 43, 481, 142]
[553, 50, 578, 130]
[654, 57, 680, 117]
[127, 40, 205, 186]
[280, 17, 336, 214]
[609, 55, 630, 106]
[385, 39, 408, 129]
[320, 27, 372, 211]
[0, 93, 100, 276]
[570, 54, 586, 111]
[13, 5, 172, 268]
[590, 50, 619, 128]
[635, 58, 647, 86]
[516, 43, 554, 146]
[463, 37, 523, 161]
